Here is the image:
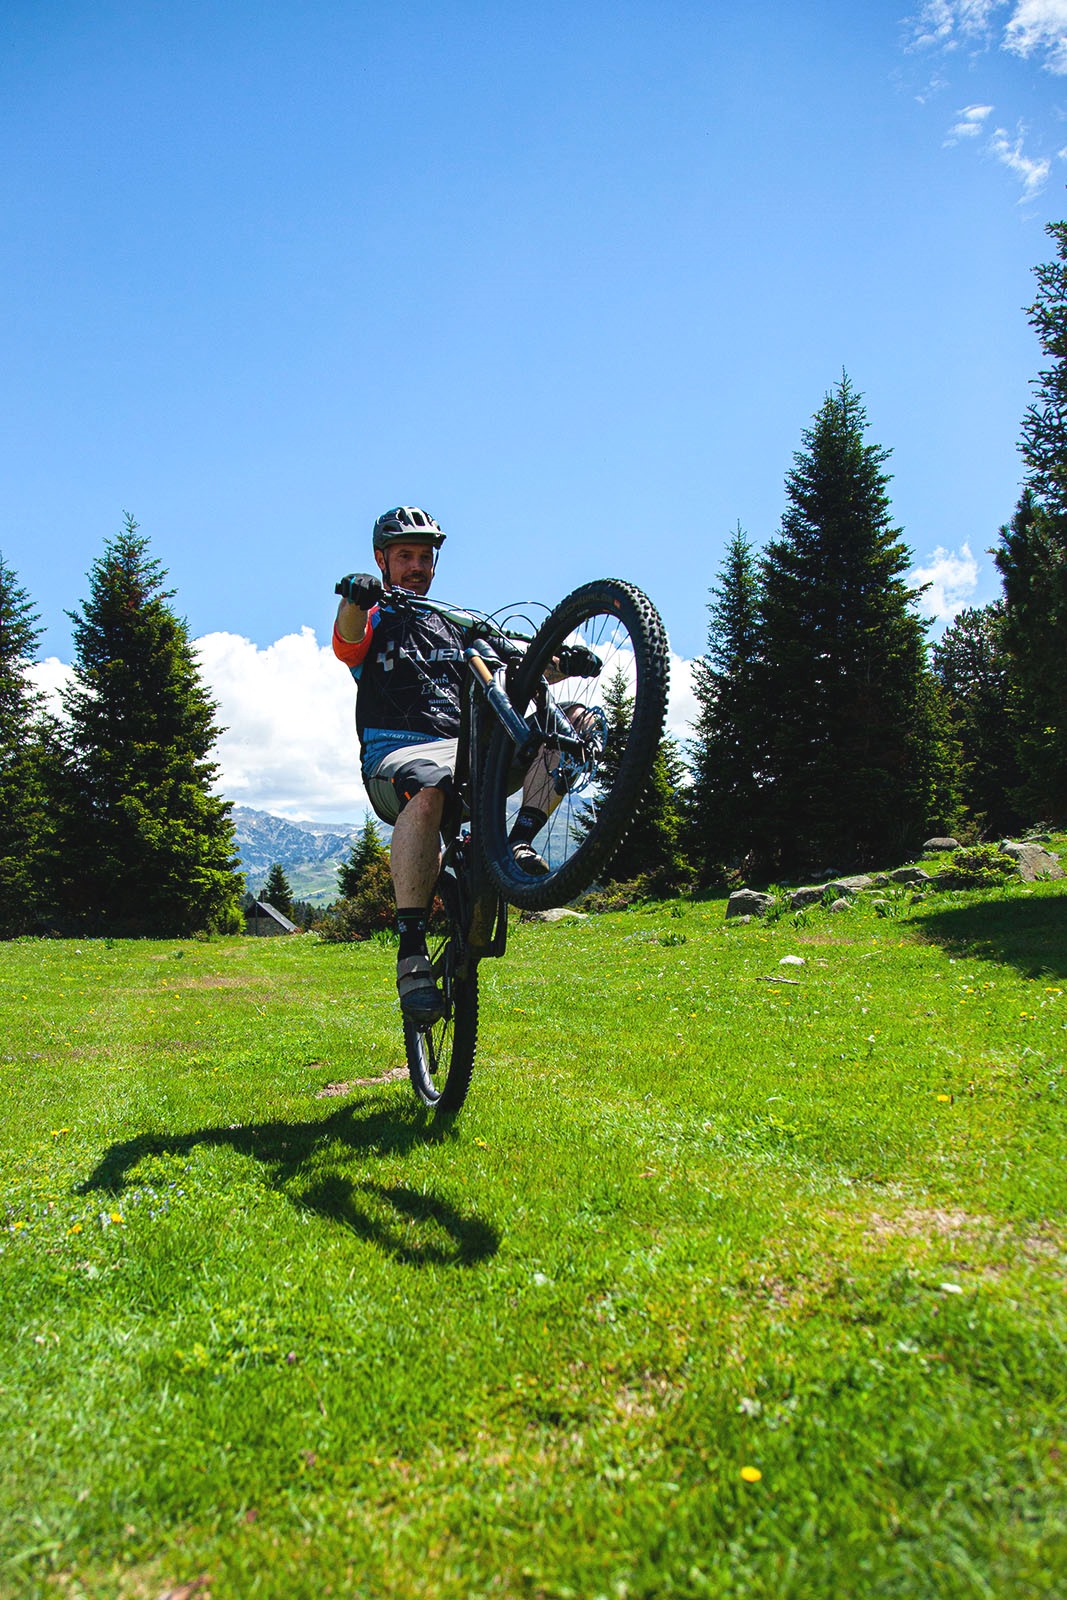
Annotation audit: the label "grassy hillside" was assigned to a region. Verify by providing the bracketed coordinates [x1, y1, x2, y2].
[1, 869, 1065, 1598]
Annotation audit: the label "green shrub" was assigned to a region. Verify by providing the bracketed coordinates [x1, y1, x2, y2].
[935, 843, 1018, 890]
[317, 855, 396, 941]
[578, 877, 653, 914]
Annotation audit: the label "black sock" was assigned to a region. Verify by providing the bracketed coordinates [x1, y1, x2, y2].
[396, 907, 428, 961]
[509, 805, 547, 846]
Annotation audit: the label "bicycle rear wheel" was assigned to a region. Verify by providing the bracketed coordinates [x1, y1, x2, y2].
[404, 863, 479, 1113]
[477, 579, 669, 910]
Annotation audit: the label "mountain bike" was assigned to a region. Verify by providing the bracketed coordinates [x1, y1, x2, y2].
[356, 579, 669, 1114]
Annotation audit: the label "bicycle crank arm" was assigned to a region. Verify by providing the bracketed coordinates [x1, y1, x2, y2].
[465, 647, 540, 764]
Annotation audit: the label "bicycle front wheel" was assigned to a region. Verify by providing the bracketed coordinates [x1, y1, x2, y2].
[477, 579, 669, 910]
[405, 868, 479, 1113]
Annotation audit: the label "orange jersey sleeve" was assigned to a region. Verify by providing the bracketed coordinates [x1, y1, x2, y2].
[332, 609, 376, 670]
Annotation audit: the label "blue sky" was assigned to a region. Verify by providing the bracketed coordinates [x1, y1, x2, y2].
[5, 0, 1067, 820]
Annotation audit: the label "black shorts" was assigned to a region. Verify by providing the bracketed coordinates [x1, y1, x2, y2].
[363, 738, 459, 825]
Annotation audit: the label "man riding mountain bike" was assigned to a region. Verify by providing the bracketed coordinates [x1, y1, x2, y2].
[333, 506, 599, 1028]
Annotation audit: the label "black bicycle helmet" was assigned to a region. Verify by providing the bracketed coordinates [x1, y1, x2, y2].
[372, 506, 445, 551]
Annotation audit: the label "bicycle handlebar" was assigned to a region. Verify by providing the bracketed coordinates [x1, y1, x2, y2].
[383, 586, 534, 645]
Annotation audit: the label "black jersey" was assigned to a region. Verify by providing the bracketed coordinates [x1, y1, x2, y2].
[337, 602, 468, 768]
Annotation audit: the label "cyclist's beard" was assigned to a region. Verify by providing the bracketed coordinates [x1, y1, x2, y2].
[383, 551, 433, 594]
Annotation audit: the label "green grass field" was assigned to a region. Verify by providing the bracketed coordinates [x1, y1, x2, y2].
[1, 866, 1066, 1598]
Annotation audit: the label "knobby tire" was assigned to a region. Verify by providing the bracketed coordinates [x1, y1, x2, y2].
[477, 579, 670, 911]
[404, 863, 479, 1114]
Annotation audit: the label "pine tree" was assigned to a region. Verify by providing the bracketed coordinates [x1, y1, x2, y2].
[932, 602, 1025, 836]
[337, 814, 387, 898]
[0, 554, 47, 934]
[262, 862, 294, 917]
[50, 516, 242, 935]
[579, 666, 689, 889]
[757, 375, 955, 877]
[291, 899, 317, 930]
[687, 525, 764, 883]
[994, 223, 1067, 820]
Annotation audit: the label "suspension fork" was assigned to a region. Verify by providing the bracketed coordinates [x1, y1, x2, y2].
[455, 665, 508, 964]
[464, 645, 538, 760]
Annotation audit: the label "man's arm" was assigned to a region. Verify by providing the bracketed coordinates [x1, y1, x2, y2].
[333, 573, 383, 659]
[336, 595, 370, 644]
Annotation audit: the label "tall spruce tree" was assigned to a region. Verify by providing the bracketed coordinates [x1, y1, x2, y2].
[687, 525, 764, 883]
[0, 554, 47, 934]
[262, 862, 294, 918]
[337, 814, 387, 898]
[932, 602, 1025, 836]
[51, 517, 242, 934]
[582, 666, 689, 889]
[994, 222, 1067, 820]
[757, 375, 955, 876]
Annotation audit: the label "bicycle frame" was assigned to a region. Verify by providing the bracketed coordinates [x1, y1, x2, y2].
[379, 574, 669, 1113]
[381, 588, 534, 970]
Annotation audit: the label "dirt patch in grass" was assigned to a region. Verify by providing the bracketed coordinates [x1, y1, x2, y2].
[857, 1205, 1065, 1273]
[177, 975, 257, 990]
[316, 1066, 408, 1095]
[863, 1205, 994, 1242]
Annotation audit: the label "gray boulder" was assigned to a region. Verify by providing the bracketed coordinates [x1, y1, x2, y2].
[828, 898, 853, 913]
[888, 867, 931, 885]
[727, 889, 774, 919]
[826, 875, 875, 896]
[519, 907, 589, 923]
[790, 885, 829, 910]
[1000, 841, 1064, 881]
[923, 837, 960, 852]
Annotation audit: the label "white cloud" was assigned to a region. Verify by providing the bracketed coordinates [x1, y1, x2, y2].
[195, 628, 368, 823]
[908, 542, 980, 619]
[907, 0, 1000, 51]
[989, 122, 1053, 188]
[909, 0, 1067, 63]
[945, 102, 995, 140]
[907, 3, 1067, 188]
[909, 0, 1067, 68]
[1005, 0, 1067, 71]
[666, 653, 698, 747]
[29, 632, 368, 823]
[27, 656, 73, 711]
[28, 634, 706, 822]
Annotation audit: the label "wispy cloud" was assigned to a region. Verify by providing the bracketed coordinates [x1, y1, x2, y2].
[989, 120, 1053, 187]
[906, 1, 1000, 52]
[909, 542, 980, 619]
[944, 102, 995, 141]
[905, 2, 1067, 191]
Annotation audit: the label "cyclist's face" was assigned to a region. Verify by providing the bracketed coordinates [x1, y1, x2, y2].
[376, 540, 435, 594]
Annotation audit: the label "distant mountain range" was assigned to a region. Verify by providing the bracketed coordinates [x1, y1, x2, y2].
[230, 805, 384, 905]
[230, 798, 574, 906]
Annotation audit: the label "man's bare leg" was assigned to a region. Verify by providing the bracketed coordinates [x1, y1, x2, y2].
[509, 704, 597, 871]
[391, 786, 445, 1021]
[390, 786, 444, 908]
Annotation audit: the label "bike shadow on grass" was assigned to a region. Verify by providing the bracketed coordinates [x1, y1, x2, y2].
[913, 892, 1067, 980]
[77, 1096, 499, 1268]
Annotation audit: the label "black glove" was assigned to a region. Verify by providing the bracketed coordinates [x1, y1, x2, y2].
[335, 572, 383, 609]
[556, 644, 602, 678]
